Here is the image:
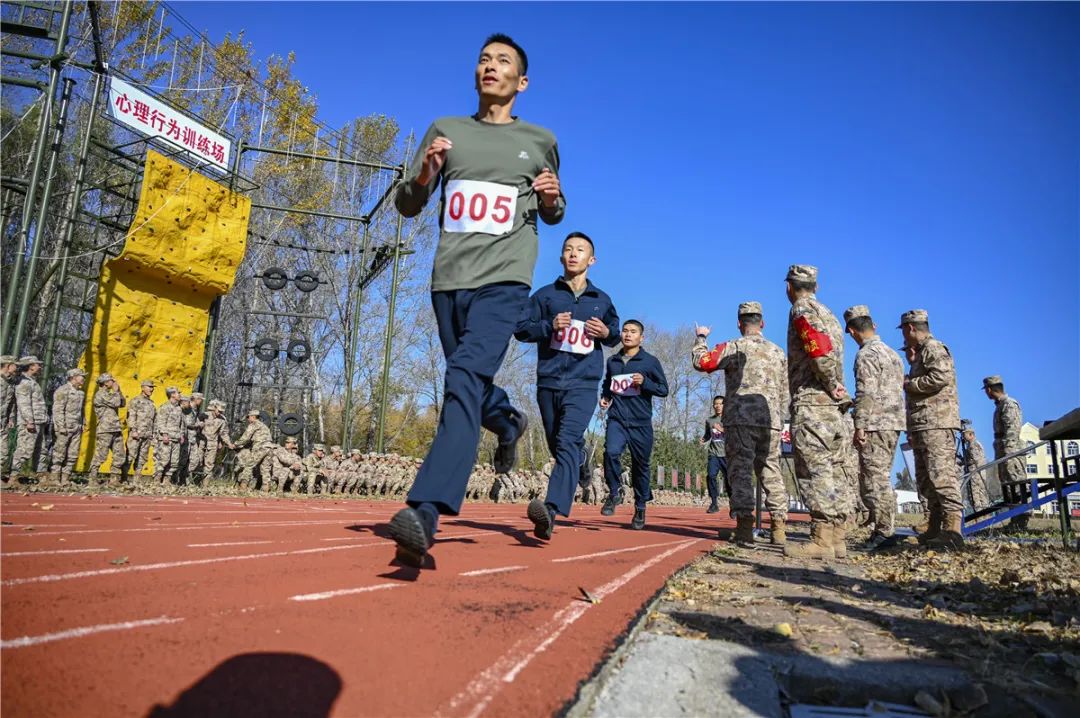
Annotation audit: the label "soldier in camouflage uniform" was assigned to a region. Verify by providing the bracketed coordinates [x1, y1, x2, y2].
[302, 444, 328, 493]
[1, 355, 21, 479]
[960, 419, 991, 510]
[199, 400, 229, 480]
[176, 395, 193, 483]
[844, 305, 904, 549]
[901, 309, 964, 548]
[232, 409, 273, 490]
[88, 373, 126, 485]
[12, 356, 48, 478]
[692, 301, 790, 547]
[50, 368, 87, 485]
[782, 266, 850, 559]
[338, 448, 361, 493]
[185, 393, 206, 483]
[984, 376, 1026, 490]
[267, 437, 301, 493]
[325, 445, 344, 492]
[126, 381, 157, 480]
[153, 387, 185, 485]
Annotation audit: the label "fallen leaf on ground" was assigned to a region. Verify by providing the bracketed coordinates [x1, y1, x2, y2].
[773, 622, 793, 638]
[40, 504, 54, 510]
[578, 587, 601, 604]
[109, 556, 129, 565]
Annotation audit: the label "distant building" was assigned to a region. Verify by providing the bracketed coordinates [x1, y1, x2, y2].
[1018, 422, 1079, 516]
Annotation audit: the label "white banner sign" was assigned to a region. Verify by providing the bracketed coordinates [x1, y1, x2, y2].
[108, 76, 231, 171]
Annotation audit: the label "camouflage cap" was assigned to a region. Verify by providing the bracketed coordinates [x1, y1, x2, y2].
[246, 408, 260, 417]
[0, 355, 16, 364]
[18, 355, 42, 366]
[165, 386, 179, 396]
[66, 368, 87, 378]
[191, 392, 204, 400]
[960, 418, 974, 431]
[141, 379, 155, 388]
[284, 437, 297, 445]
[982, 375, 1004, 389]
[313, 443, 326, 452]
[737, 301, 762, 316]
[785, 264, 818, 283]
[350, 448, 362, 456]
[843, 305, 871, 324]
[179, 394, 190, 402]
[330, 445, 342, 453]
[897, 309, 929, 327]
[97, 372, 114, 384]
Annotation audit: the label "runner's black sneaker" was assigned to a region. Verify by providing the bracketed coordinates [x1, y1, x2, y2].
[601, 490, 622, 516]
[389, 506, 434, 568]
[631, 507, 646, 530]
[706, 498, 720, 514]
[528, 499, 557, 540]
[493, 410, 528, 474]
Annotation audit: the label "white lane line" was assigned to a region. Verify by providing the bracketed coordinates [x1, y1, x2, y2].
[321, 537, 362, 541]
[187, 540, 275, 548]
[1, 548, 110, 557]
[2, 524, 88, 528]
[550, 538, 692, 563]
[2, 530, 495, 587]
[17, 518, 363, 536]
[459, 565, 527, 577]
[289, 582, 402, 602]
[443, 539, 700, 718]
[1, 616, 184, 649]
[2, 542, 390, 587]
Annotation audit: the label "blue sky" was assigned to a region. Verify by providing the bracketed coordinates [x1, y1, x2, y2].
[183, 1, 1079, 447]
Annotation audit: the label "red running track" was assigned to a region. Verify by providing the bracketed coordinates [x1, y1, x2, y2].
[1, 493, 731, 717]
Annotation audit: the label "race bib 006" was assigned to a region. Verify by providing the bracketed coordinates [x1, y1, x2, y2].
[443, 179, 517, 235]
[550, 319, 594, 355]
[610, 374, 641, 397]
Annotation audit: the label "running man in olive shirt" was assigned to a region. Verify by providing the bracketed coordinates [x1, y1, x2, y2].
[389, 34, 565, 567]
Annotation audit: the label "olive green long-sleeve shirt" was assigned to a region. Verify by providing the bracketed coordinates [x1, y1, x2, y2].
[395, 115, 565, 291]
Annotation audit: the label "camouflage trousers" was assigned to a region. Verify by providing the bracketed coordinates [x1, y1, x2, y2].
[199, 439, 220, 479]
[792, 404, 847, 523]
[1, 425, 13, 473]
[910, 429, 963, 516]
[726, 425, 787, 520]
[995, 444, 1026, 488]
[966, 468, 991, 510]
[89, 432, 127, 477]
[127, 435, 154, 478]
[235, 447, 271, 487]
[50, 430, 82, 479]
[857, 430, 899, 535]
[186, 437, 205, 477]
[13, 424, 46, 473]
[154, 438, 182, 481]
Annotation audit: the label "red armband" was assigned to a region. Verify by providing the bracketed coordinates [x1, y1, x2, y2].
[795, 316, 832, 358]
[695, 343, 727, 372]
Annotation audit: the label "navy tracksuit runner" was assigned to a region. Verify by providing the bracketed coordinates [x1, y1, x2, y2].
[602, 349, 668, 509]
[515, 277, 620, 516]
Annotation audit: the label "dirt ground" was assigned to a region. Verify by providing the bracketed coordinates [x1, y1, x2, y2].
[643, 524, 1080, 713]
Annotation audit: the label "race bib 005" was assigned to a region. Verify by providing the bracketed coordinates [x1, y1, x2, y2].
[443, 179, 517, 235]
[610, 374, 641, 397]
[550, 319, 594, 355]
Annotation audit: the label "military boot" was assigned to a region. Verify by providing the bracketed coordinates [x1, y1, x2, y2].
[784, 521, 835, 559]
[831, 522, 848, 558]
[926, 513, 965, 550]
[770, 517, 787, 545]
[917, 506, 943, 545]
[706, 498, 720, 514]
[734, 516, 756, 548]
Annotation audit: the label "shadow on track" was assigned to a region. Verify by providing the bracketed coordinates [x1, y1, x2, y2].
[146, 652, 341, 718]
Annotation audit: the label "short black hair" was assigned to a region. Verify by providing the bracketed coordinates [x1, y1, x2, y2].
[847, 316, 874, 332]
[564, 231, 594, 251]
[713, 395, 725, 403]
[623, 319, 644, 334]
[988, 382, 1004, 393]
[739, 313, 763, 327]
[788, 279, 817, 293]
[482, 33, 528, 75]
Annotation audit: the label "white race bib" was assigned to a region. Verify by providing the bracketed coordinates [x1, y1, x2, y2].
[610, 374, 641, 397]
[550, 319, 594, 355]
[443, 179, 517, 235]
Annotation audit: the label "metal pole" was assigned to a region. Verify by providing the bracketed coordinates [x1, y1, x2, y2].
[1, 0, 72, 352]
[342, 224, 371, 450]
[375, 187, 405, 453]
[11, 75, 76, 357]
[43, 70, 104, 380]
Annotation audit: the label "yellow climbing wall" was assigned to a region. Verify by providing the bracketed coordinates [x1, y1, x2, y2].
[77, 150, 251, 471]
